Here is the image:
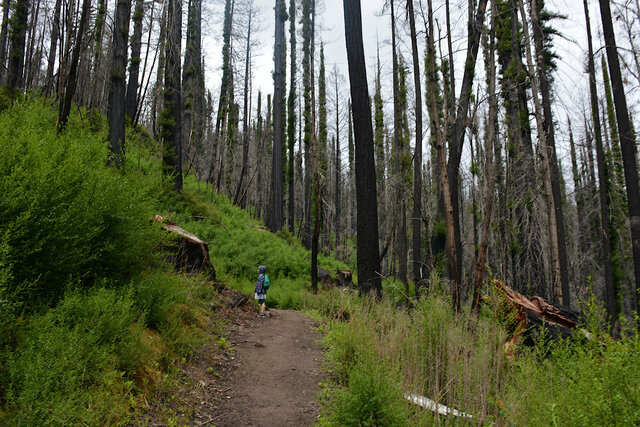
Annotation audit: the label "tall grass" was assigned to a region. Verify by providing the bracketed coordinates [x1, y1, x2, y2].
[315, 279, 640, 425]
[316, 285, 508, 425]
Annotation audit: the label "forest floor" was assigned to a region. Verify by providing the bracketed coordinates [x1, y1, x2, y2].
[138, 304, 326, 426]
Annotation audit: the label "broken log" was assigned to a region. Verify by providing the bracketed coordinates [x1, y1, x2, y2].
[154, 215, 216, 282]
[494, 279, 581, 343]
[220, 288, 251, 309]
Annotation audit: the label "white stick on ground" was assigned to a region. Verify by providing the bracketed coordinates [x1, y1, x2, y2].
[404, 391, 473, 419]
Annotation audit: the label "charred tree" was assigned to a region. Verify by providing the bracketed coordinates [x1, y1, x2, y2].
[343, 0, 381, 296]
[407, 0, 424, 289]
[125, 0, 145, 122]
[599, 0, 640, 315]
[7, 0, 30, 91]
[107, 0, 132, 169]
[286, 0, 296, 232]
[57, 0, 90, 132]
[269, 0, 287, 231]
[161, 0, 183, 190]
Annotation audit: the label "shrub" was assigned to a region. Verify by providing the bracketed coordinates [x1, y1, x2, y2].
[2, 287, 143, 425]
[323, 351, 410, 427]
[0, 100, 163, 307]
[132, 271, 188, 330]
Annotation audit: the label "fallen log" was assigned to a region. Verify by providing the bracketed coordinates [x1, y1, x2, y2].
[494, 279, 581, 343]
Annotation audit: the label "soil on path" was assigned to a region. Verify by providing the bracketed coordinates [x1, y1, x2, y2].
[215, 308, 325, 426]
[139, 306, 326, 427]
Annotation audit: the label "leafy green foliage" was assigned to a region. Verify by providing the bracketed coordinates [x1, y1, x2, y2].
[501, 297, 640, 426]
[173, 177, 348, 302]
[322, 352, 410, 427]
[0, 99, 220, 425]
[2, 287, 141, 425]
[0, 100, 163, 307]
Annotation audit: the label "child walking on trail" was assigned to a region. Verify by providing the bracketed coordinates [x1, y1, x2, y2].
[254, 265, 270, 317]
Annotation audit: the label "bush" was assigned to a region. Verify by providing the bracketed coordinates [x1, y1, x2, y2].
[0, 100, 163, 307]
[2, 287, 144, 425]
[500, 298, 640, 426]
[132, 270, 215, 359]
[132, 271, 188, 330]
[323, 351, 410, 427]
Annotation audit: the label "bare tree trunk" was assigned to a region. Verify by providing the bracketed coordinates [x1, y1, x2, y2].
[135, 0, 156, 125]
[24, 0, 40, 90]
[426, 0, 459, 310]
[270, 0, 286, 231]
[287, 0, 296, 232]
[472, 1, 497, 311]
[7, 0, 30, 92]
[343, 0, 382, 296]
[517, 0, 562, 304]
[162, 0, 183, 190]
[234, 8, 252, 206]
[57, 0, 90, 132]
[151, 0, 166, 139]
[599, 0, 640, 315]
[125, 0, 145, 121]
[0, 0, 11, 84]
[334, 73, 341, 251]
[107, 0, 132, 169]
[447, 0, 489, 289]
[529, 0, 570, 306]
[89, 0, 108, 108]
[407, 0, 424, 290]
[390, 0, 408, 290]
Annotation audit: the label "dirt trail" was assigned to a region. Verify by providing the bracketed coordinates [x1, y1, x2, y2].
[213, 308, 325, 426]
[137, 305, 326, 426]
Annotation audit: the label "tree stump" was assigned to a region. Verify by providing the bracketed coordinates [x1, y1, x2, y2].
[155, 215, 216, 282]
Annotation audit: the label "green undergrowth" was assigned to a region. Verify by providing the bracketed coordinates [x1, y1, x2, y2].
[0, 98, 221, 425]
[0, 271, 217, 425]
[314, 281, 640, 426]
[164, 175, 350, 309]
